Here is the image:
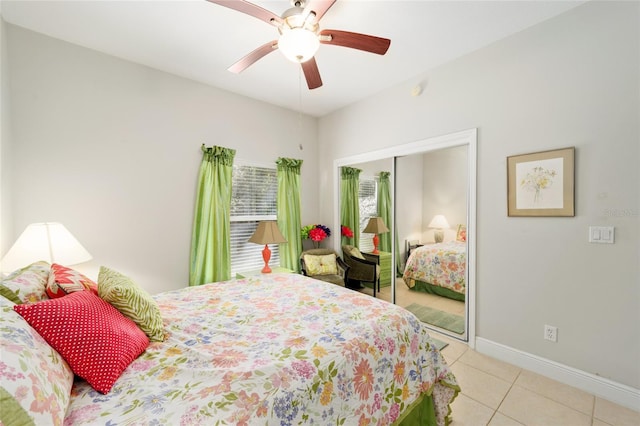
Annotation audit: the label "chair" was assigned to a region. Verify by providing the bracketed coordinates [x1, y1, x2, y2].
[342, 245, 381, 295]
[300, 249, 350, 287]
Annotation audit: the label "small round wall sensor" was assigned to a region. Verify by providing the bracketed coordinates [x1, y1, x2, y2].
[411, 85, 422, 97]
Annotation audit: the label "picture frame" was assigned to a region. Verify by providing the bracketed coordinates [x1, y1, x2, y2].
[507, 147, 575, 217]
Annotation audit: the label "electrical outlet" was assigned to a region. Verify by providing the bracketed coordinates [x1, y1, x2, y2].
[544, 325, 558, 342]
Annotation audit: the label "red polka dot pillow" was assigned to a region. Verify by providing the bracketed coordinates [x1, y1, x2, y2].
[46, 263, 98, 299]
[13, 291, 149, 394]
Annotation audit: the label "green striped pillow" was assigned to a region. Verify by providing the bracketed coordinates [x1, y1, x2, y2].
[97, 266, 165, 342]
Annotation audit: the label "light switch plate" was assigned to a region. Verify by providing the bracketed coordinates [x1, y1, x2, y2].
[589, 226, 615, 243]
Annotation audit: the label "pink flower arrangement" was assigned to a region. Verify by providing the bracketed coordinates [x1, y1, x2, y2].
[341, 225, 354, 238]
[301, 224, 331, 242]
[309, 227, 328, 242]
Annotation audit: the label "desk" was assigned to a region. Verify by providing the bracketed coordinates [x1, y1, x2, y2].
[236, 267, 294, 279]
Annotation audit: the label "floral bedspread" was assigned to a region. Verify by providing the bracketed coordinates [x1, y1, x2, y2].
[64, 273, 458, 425]
[403, 241, 466, 296]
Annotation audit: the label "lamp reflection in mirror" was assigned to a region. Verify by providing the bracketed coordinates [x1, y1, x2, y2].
[248, 221, 287, 273]
[1, 222, 92, 273]
[362, 217, 390, 255]
[428, 215, 450, 244]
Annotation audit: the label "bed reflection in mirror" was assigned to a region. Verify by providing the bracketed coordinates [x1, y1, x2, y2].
[396, 145, 468, 340]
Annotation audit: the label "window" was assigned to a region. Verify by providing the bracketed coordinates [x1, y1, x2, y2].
[358, 177, 377, 253]
[230, 163, 279, 276]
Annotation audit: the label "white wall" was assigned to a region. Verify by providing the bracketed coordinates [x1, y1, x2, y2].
[422, 145, 468, 243]
[319, 1, 639, 390]
[395, 154, 424, 263]
[3, 25, 319, 294]
[0, 18, 11, 256]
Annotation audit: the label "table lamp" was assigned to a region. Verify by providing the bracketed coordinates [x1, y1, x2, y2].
[248, 221, 287, 273]
[428, 215, 450, 243]
[362, 217, 390, 255]
[1, 222, 92, 273]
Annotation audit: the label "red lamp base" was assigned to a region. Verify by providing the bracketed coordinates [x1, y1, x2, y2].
[261, 244, 272, 273]
[371, 234, 380, 254]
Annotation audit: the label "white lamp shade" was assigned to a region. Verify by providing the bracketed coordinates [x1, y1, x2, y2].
[1, 222, 92, 273]
[428, 215, 450, 229]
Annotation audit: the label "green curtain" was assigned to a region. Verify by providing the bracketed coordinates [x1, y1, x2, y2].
[276, 158, 303, 273]
[377, 171, 403, 275]
[189, 145, 236, 286]
[341, 166, 361, 247]
[377, 171, 392, 253]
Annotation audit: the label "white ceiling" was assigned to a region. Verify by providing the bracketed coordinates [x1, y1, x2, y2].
[1, 0, 585, 117]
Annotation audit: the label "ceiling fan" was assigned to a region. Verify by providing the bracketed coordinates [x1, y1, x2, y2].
[206, 0, 391, 89]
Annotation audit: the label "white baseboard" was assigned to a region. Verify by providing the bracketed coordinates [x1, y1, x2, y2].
[475, 337, 640, 412]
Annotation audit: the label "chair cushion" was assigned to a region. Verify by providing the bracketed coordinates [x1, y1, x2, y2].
[303, 254, 338, 276]
[347, 246, 366, 260]
[313, 274, 345, 286]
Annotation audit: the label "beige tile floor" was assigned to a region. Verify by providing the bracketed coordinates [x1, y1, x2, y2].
[356, 281, 640, 425]
[432, 331, 640, 426]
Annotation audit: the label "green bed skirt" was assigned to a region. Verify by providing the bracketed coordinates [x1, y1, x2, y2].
[395, 393, 436, 425]
[412, 280, 465, 302]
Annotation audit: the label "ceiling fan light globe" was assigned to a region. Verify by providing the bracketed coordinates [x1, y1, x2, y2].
[278, 28, 319, 63]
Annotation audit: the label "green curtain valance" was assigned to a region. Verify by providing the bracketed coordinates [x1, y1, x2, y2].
[276, 157, 303, 174]
[379, 171, 390, 180]
[341, 166, 362, 178]
[200, 144, 236, 166]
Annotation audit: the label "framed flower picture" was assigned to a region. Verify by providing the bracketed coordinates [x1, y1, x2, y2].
[507, 147, 575, 217]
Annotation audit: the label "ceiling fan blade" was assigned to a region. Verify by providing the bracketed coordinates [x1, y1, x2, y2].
[206, 0, 282, 26]
[228, 40, 278, 73]
[302, 0, 336, 22]
[301, 58, 323, 90]
[320, 29, 391, 55]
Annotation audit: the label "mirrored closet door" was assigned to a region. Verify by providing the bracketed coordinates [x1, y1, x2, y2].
[333, 129, 476, 342]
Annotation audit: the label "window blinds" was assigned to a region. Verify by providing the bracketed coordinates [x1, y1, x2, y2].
[359, 178, 377, 253]
[230, 164, 279, 276]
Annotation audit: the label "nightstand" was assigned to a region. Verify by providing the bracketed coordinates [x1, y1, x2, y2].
[235, 267, 294, 279]
[406, 243, 424, 262]
[363, 251, 392, 296]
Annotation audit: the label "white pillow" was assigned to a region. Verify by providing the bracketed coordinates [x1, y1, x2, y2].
[0, 261, 50, 303]
[0, 295, 74, 425]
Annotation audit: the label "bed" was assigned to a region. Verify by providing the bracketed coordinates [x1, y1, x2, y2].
[403, 241, 467, 302]
[1, 262, 459, 425]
